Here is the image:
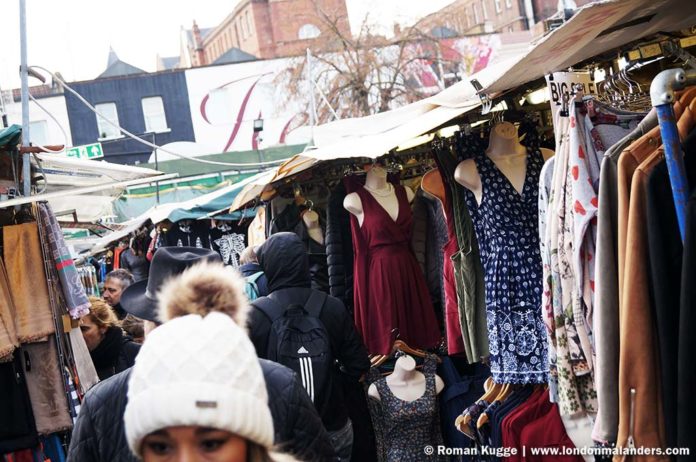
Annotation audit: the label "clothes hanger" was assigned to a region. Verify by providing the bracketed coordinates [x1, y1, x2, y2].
[476, 383, 515, 428]
[455, 377, 495, 434]
[371, 339, 441, 368]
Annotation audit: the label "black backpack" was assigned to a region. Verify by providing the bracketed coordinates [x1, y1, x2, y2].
[252, 291, 333, 405]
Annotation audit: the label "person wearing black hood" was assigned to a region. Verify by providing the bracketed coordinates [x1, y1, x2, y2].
[249, 232, 371, 461]
[80, 297, 140, 380]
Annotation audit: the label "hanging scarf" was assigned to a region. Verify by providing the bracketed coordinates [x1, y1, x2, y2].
[0, 260, 19, 361]
[2, 222, 55, 343]
[22, 337, 73, 435]
[37, 203, 90, 319]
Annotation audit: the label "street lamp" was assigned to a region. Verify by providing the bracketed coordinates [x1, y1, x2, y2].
[253, 117, 264, 165]
[253, 117, 264, 133]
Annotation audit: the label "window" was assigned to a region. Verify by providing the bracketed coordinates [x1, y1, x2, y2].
[95, 102, 120, 139]
[506, 0, 512, 8]
[495, 0, 502, 13]
[245, 11, 252, 36]
[142, 96, 168, 133]
[298, 23, 321, 39]
[29, 120, 48, 146]
[472, 4, 479, 23]
[481, 0, 488, 19]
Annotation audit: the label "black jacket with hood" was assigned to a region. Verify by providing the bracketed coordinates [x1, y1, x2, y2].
[68, 259, 336, 462]
[67, 360, 336, 462]
[250, 232, 371, 432]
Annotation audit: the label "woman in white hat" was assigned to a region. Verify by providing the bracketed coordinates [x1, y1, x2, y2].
[124, 281, 300, 461]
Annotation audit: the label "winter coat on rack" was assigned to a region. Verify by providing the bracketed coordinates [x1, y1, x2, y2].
[67, 360, 336, 462]
[326, 182, 354, 310]
[88, 327, 140, 381]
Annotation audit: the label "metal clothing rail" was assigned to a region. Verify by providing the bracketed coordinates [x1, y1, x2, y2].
[650, 68, 696, 242]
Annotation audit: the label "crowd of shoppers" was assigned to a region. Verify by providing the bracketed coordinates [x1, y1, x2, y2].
[69, 238, 370, 462]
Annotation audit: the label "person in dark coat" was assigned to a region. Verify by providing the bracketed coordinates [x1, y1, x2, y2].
[67, 247, 335, 462]
[102, 269, 134, 320]
[239, 245, 270, 297]
[249, 232, 371, 461]
[80, 297, 140, 381]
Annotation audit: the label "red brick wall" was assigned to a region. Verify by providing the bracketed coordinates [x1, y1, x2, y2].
[252, 1, 276, 59]
[198, 0, 350, 62]
[268, 0, 351, 57]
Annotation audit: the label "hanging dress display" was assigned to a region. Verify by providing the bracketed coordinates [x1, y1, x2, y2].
[348, 183, 440, 354]
[468, 147, 548, 384]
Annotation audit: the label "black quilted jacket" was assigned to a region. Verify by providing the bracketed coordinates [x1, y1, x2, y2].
[325, 183, 354, 310]
[67, 361, 336, 461]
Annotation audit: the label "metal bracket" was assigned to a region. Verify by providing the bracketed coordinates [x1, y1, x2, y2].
[471, 78, 493, 115]
[649, 68, 696, 106]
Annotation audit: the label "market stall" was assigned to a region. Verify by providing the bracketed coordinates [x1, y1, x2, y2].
[226, 1, 696, 459]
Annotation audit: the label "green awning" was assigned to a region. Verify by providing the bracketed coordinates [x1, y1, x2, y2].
[0, 125, 22, 148]
[143, 144, 306, 176]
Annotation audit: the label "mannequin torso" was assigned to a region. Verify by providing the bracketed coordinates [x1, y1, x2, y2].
[454, 122, 553, 204]
[421, 168, 446, 206]
[302, 210, 324, 245]
[344, 165, 415, 227]
[368, 354, 444, 402]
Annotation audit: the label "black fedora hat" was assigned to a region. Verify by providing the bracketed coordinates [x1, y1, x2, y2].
[120, 246, 221, 322]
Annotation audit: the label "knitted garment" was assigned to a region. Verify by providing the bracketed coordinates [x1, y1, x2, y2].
[124, 312, 274, 456]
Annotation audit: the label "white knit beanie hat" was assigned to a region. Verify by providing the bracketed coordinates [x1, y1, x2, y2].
[124, 311, 274, 456]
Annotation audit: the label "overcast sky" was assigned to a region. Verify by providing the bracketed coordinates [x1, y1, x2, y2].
[0, 0, 453, 91]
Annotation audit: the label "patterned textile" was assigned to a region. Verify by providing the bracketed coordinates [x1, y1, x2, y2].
[371, 355, 445, 461]
[543, 108, 599, 415]
[37, 203, 90, 319]
[470, 148, 549, 384]
[66, 367, 81, 423]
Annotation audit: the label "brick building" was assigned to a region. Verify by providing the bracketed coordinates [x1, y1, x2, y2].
[417, 0, 595, 37]
[181, 0, 350, 66]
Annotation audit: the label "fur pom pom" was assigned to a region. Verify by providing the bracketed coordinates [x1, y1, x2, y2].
[157, 261, 250, 328]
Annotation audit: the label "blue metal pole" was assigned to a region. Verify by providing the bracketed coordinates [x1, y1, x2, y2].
[650, 68, 696, 243]
[655, 103, 689, 241]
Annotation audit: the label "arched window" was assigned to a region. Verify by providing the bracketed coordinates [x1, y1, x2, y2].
[298, 23, 320, 40]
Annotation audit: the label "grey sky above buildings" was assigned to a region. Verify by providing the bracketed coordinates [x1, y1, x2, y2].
[0, 0, 453, 89]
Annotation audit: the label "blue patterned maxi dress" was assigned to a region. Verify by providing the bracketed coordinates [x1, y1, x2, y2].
[467, 147, 549, 384]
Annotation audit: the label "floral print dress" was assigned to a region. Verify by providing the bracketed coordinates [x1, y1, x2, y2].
[371, 355, 445, 461]
[470, 147, 549, 384]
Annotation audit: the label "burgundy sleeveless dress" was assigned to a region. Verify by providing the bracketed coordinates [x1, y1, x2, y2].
[350, 184, 441, 354]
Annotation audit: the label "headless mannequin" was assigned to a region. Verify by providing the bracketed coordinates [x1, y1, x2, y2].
[302, 209, 324, 245]
[421, 168, 446, 206]
[454, 122, 554, 204]
[368, 354, 445, 402]
[344, 164, 415, 227]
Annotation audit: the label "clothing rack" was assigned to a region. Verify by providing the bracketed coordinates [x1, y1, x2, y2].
[650, 68, 696, 241]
